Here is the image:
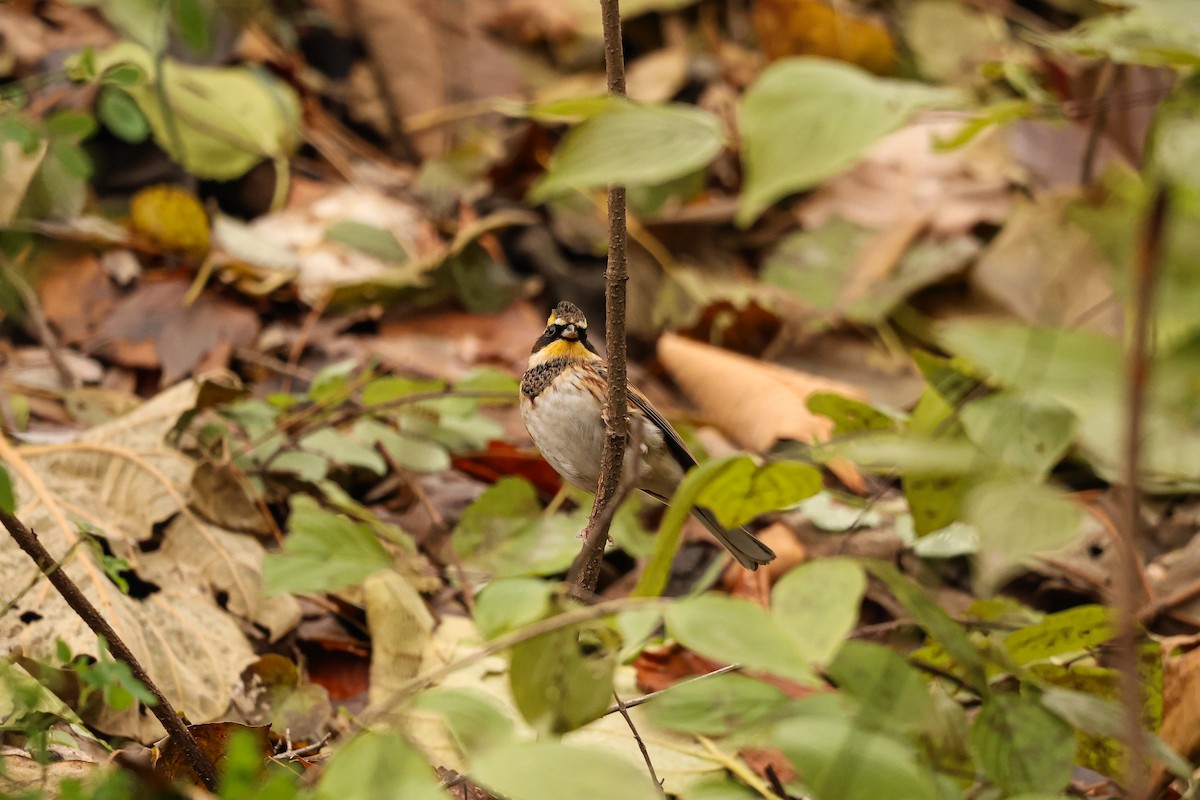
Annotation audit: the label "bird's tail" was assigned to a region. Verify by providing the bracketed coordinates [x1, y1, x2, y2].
[693, 507, 776, 571]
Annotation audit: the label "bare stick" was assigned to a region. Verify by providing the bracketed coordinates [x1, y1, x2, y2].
[568, 423, 642, 595]
[1114, 186, 1169, 800]
[0, 508, 220, 791]
[571, 0, 630, 601]
[603, 663, 742, 716]
[613, 690, 666, 798]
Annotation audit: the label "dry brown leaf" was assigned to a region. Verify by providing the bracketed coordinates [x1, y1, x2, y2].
[365, 570, 435, 710]
[658, 333, 866, 451]
[658, 333, 866, 491]
[752, 0, 895, 74]
[1153, 645, 1200, 793]
[0, 379, 299, 740]
[0, 751, 97, 796]
[96, 278, 259, 385]
[154, 722, 270, 787]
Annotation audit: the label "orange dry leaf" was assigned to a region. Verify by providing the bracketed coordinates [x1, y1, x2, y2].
[657, 332, 867, 491]
[752, 0, 896, 75]
[1152, 644, 1200, 793]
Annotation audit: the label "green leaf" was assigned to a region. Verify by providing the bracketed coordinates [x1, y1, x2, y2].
[807, 392, 898, 435]
[409, 687, 516, 757]
[826, 641, 933, 731]
[266, 451, 328, 482]
[530, 103, 725, 201]
[170, 0, 211, 53]
[665, 594, 818, 684]
[697, 458, 824, 529]
[473, 741, 663, 800]
[737, 58, 958, 226]
[317, 732, 444, 800]
[85, 42, 301, 180]
[509, 620, 620, 733]
[473, 577, 556, 639]
[959, 393, 1076, 479]
[773, 716, 939, 800]
[45, 110, 97, 142]
[966, 479, 1083, 594]
[865, 561, 986, 691]
[97, 86, 150, 143]
[298, 428, 386, 475]
[1040, 688, 1191, 780]
[969, 694, 1073, 795]
[101, 63, 145, 86]
[362, 376, 445, 406]
[262, 497, 391, 594]
[771, 558, 865, 666]
[326, 220, 407, 262]
[0, 465, 14, 514]
[1002, 605, 1114, 666]
[453, 477, 582, 577]
[644, 672, 791, 735]
[354, 418, 449, 473]
[454, 366, 520, 399]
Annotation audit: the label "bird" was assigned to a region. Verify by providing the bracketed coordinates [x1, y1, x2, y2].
[519, 300, 776, 570]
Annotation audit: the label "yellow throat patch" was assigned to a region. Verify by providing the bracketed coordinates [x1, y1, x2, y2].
[533, 338, 591, 364]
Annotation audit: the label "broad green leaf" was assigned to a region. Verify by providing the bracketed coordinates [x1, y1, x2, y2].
[266, 451, 327, 482]
[77, 42, 301, 180]
[695, 457, 823, 529]
[771, 558, 865, 666]
[530, 103, 724, 201]
[635, 455, 819, 597]
[317, 732, 443, 800]
[1042, 3, 1200, 67]
[969, 694, 1073, 795]
[644, 672, 791, 735]
[45, 110, 97, 141]
[0, 465, 13, 514]
[355, 418, 450, 473]
[509, 620, 620, 733]
[866, 561, 986, 691]
[737, 58, 957, 225]
[685, 774, 762, 800]
[828, 435, 980, 475]
[760, 217, 873, 310]
[826, 641, 933, 731]
[773, 716, 939, 800]
[473, 741, 662, 800]
[97, 86, 150, 143]
[453, 477, 583, 577]
[262, 497, 391, 594]
[473, 577, 556, 639]
[959, 393, 1076, 479]
[807, 392, 898, 435]
[409, 687, 517, 757]
[454, 367, 520, 399]
[170, 0, 211, 53]
[307, 358, 358, 403]
[1040, 688, 1190, 780]
[665, 594, 818, 684]
[903, 385, 972, 536]
[326, 220, 407, 262]
[966, 479, 1083, 594]
[1002, 605, 1114, 666]
[362, 376, 445, 406]
[298, 428, 386, 475]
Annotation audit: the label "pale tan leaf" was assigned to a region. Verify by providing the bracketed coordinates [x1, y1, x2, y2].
[658, 334, 866, 490]
[0, 379, 286, 740]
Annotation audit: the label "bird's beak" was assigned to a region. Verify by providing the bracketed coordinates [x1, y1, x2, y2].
[561, 324, 579, 340]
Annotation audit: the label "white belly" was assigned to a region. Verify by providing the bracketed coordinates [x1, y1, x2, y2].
[521, 372, 680, 496]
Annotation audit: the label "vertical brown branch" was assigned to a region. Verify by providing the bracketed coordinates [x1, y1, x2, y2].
[569, 0, 629, 601]
[0, 509, 220, 791]
[1115, 186, 1169, 800]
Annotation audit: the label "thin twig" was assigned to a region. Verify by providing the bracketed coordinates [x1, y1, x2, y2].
[568, 423, 643, 593]
[0, 254, 77, 390]
[603, 663, 742, 716]
[613, 690, 666, 798]
[571, 0, 630, 602]
[1114, 186, 1169, 800]
[1080, 62, 1116, 186]
[272, 732, 331, 762]
[0, 508, 219, 791]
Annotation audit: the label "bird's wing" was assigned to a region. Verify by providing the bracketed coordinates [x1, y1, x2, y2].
[627, 384, 698, 471]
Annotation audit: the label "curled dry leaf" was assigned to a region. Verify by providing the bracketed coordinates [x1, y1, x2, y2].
[0, 379, 299, 740]
[657, 333, 866, 489]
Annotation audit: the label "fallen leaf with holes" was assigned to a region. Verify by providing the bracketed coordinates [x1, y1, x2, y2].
[0, 378, 299, 740]
[657, 333, 866, 490]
